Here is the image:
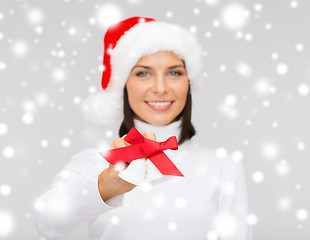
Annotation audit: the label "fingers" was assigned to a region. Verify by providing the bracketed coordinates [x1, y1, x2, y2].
[108, 130, 156, 175]
[111, 134, 132, 149]
[109, 133, 132, 172]
[110, 135, 131, 172]
[112, 130, 155, 150]
[145, 131, 156, 141]
[138, 130, 146, 137]
[138, 129, 156, 141]
[110, 138, 127, 150]
[121, 134, 131, 147]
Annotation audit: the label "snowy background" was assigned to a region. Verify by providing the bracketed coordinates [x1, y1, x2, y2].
[0, 0, 309, 239]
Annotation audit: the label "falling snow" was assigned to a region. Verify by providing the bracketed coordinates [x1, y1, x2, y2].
[297, 84, 309, 96]
[0, 123, 8, 135]
[261, 142, 279, 160]
[166, 11, 173, 18]
[231, 150, 243, 163]
[278, 196, 292, 211]
[0, 210, 15, 237]
[247, 213, 258, 225]
[27, 8, 44, 25]
[276, 63, 289, 75]
[22, 113, 34, 125]
[254, 4, 263, 12]
[2, 146, 15, 159]
[254, 78, 273, 96]
[204, 0, 220, 7]
[215, 147, 228, 158]
[214, 213, 237, 238]
[235, 62, 252, 78]
[0, 184, 11, 196]
[95, 3, 123, 29]
[168, 222, 177, 231]
[290, 1, 299, 8]
[220, 3, 249, 31]
[40, 139, 49, 148]
[296, 209, 308, 221]
[295, 43, 304, 52]
[52, 68, 67, 82]
[0, 0, 309, 239]
[225, 94, 237, 106]
[61, 138, 71, 147]
[252, 171, 264, 183]
[174, 197, 187, 208]
[0, 61, 6, 70]
[275, 160, 290, 176]
[110, 215, 120, 225]
[12, 41, 29, 57]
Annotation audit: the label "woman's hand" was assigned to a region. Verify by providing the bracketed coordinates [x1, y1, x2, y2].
[98, 130, 156, 202]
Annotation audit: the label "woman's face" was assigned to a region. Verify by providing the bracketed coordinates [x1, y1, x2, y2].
[126, 51, 189, 126]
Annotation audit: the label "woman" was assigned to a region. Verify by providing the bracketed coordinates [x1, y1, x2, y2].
[34, 17, 251, 240]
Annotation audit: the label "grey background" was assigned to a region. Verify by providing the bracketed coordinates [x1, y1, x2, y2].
[0, 0, 309, 239]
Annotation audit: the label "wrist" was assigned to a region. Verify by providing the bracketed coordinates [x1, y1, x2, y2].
[98, 168, 117, 202]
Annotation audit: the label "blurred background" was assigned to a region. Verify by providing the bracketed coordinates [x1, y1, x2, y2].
[0, 0, 309, 239]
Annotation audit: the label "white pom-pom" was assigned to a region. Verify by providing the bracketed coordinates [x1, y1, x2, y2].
[80, 90, 123, 125]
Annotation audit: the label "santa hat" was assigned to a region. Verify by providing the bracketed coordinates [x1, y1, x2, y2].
[81, 16, 204, 125]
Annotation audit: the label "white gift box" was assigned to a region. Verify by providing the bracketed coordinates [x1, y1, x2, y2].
[118, 158, 172, 185]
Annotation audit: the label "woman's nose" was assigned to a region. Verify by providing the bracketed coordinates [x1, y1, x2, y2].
[151, 75, 168, 94]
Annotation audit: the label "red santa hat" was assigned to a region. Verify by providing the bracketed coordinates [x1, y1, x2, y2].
[81, 16, 204, 125]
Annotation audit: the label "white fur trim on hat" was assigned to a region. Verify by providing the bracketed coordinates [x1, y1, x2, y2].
[81, 89, 123, 125]
[81, 21, 204, 125]
[109, 21, 204, 91]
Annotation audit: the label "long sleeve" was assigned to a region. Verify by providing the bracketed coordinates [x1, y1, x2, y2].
[217, 159, 252, 240]
[33, 148, 124, 239]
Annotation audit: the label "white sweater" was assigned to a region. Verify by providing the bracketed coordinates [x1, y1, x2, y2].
[34, 119, 252, 240]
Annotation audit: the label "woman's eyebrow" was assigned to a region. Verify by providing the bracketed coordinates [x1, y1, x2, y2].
[168, 65, 185, 69]
[131, 64, 185, 71]
[131, 65, 152, 70]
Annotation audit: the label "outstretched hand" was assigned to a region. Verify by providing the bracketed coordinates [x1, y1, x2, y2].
[98, 130, 156, 202]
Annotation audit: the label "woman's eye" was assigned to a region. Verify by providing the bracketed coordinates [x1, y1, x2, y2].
[169, 71, 183, 76]
[136, 71, 150, 77]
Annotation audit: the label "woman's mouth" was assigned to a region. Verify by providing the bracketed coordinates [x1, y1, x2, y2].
[146, 101, 173, 111]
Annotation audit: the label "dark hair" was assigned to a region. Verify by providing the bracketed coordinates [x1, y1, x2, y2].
[118, 85, 196, 145]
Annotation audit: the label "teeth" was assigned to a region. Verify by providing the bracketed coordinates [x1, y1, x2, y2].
[147, 101, 172, 107]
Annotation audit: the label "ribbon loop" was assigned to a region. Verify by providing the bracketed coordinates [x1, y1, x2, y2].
[159, 136, 178, 151]
[99, 127, 184, 177]
[123, 127, 144, 144]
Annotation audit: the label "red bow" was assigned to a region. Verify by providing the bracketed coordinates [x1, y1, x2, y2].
[99, 127, 184, 177]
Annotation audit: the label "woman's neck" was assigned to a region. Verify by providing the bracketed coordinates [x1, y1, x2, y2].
[133, 118, 182, 143]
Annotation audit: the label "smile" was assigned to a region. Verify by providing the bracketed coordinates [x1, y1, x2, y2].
[147, 101, 172, 106]
[146, 101, 173, 111]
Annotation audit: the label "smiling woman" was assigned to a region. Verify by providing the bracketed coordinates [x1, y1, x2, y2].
[126, 51, 189, 125]
[120, 51, 195, 145]
[34, 16, 252, 240]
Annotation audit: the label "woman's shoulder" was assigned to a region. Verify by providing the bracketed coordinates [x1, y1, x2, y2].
[185, 139, 244, 173]
[180, 139, 215, 159]
[62, 147, 108, 174]
[71, 147, 103, 160]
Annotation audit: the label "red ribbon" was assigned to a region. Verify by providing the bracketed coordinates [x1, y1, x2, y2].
[99, 127, 184, 177]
